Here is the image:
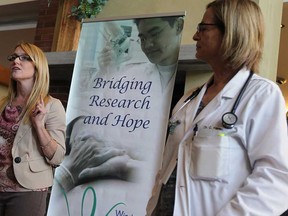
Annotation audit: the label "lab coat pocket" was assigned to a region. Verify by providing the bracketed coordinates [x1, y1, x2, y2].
[189, 133, 230, 182]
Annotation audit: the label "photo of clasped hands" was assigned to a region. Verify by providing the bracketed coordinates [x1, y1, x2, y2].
[58, 116, 142, 191]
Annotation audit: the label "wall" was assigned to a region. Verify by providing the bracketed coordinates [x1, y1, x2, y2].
[31, 0, 284, 96]
[34, 0, 59, 52]
[0, 0, 39, 97]
[97, 0, 282, 79]
[188, 0, 283, 95]
[258, 0, 283, 81]
[278, 3, 288, 110]
[0, 0, 36, 6]
[0, 28, 36, 68]
[0, 0, 70, 105]
[0, 28, 35, 97]
[96, 0, 208, 46]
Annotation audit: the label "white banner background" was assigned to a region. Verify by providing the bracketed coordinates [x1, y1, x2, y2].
[48, 14, 184, 216]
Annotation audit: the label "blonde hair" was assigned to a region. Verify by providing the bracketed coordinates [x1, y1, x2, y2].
[0, 42, 50, 124]
[207, 0, 264, 73]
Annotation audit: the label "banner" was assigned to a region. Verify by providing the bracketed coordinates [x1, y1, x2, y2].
[48, 12, 185, 216]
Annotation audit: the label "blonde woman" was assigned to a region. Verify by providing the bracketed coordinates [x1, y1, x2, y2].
[0, 42, 66, 216]
[147, 0, 288, 215]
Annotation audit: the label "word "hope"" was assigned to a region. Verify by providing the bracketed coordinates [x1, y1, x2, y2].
[112, 114, 150, 132]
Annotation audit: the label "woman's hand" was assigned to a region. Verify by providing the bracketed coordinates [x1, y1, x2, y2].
[30, 97, 46, 128]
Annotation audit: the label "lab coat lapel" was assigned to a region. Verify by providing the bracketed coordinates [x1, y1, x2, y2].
[193, 92, 222, 124]
[182, 84, 207, 129]
[191, 68, 251, 125]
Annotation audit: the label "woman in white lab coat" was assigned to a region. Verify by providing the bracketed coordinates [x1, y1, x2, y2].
[147, 0, 288, 215]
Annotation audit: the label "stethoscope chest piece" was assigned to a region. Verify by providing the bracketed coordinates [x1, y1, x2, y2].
[222, 112, 238, 129]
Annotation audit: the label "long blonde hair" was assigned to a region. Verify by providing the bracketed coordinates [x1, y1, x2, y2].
[0, 42, 50, 124]
[207, 0, 264, 73]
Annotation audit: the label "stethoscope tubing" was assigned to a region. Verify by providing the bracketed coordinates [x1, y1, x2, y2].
[230, 71, 253, 113]
[169, 71, 254, 129]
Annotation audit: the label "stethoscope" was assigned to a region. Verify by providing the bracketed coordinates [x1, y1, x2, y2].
[168, 71, 254, 134]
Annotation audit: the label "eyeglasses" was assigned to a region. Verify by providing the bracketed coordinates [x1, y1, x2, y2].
[197, 23, 219, 33]
[138, 24, 170, 44]
[7, 54, 32, 62]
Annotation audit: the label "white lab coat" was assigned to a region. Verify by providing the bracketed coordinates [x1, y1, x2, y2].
[158, 68, 288, 216]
